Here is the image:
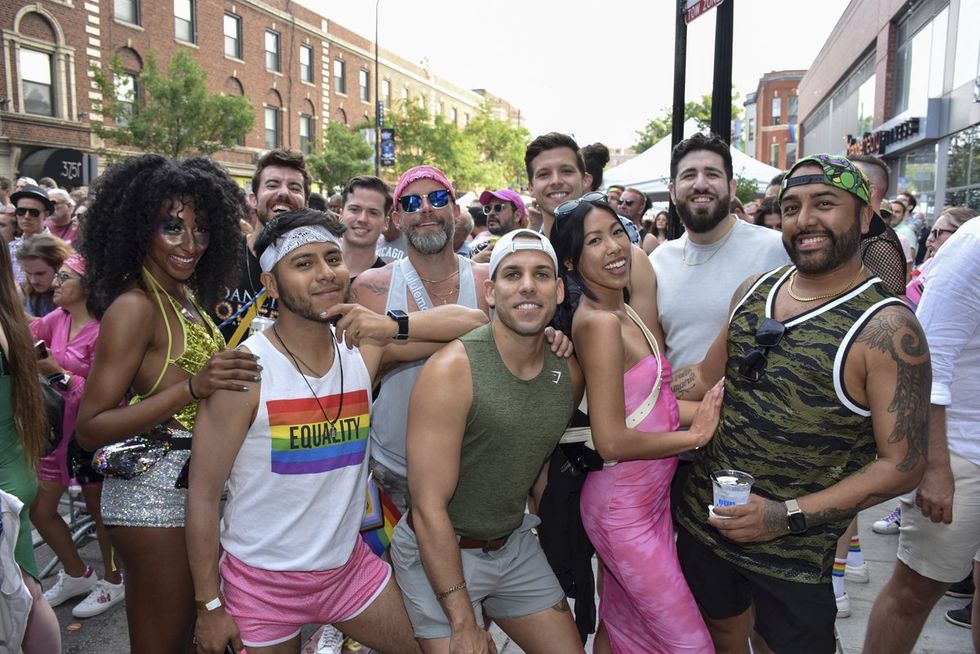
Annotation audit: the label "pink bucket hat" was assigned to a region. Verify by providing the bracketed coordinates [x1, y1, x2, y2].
[479, 189, 527, 219]
[392, 165, 456, 204]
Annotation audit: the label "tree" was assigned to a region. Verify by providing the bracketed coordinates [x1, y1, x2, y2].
[306, 121, 374, 193]
[91, 50, 254, 158]
[734, 176, 759, 205]
[464, 102, 531, 190]
[634, 90, 743, 153]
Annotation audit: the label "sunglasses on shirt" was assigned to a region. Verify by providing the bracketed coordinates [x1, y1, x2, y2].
[737, 318, 786, 382]
[483, 203, 510, 215]
[398, 189, 452, 213]
[15, 207, 43, 218]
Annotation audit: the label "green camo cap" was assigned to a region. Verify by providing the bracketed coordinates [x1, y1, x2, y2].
[778, 154, 872, 206]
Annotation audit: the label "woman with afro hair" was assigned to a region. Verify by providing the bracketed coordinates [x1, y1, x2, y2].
[76, 154, 262, 653]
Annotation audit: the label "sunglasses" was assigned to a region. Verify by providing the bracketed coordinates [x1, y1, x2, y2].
[619, 199, 636, 208]
[15, 207, 43, 218]
[737, 318, 786, 382]
[929, 228, 955, 239]
[398, 189, 451, 213]
[53, 271, 80, 283]
[554, 192, 607, 220]
[483, 203, 509, 215]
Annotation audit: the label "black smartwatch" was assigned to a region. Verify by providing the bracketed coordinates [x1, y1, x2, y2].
[785, 499, 807, 534]
[387, 310, 409, 340]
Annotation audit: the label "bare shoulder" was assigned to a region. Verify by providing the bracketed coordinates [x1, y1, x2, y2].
[423, 339, 470, 377]
[470, 259, 490, 285]
[351, 264, 393, 310]
[855, 303, 927, 363]
[571, 307, 621, 346]
[101, 287, 155, 335]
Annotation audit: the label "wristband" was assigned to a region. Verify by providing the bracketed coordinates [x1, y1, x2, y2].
[436, 580, 466, 600]
[187, 377, 202, 401]
[195, 596, 223, 611]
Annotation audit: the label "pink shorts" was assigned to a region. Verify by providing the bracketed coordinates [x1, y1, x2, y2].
[219, 538, 391, 648]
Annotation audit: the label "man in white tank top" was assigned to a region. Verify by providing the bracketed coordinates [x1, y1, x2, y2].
[185, 209, 487, 654]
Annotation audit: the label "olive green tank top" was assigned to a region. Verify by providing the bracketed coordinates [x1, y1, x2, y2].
[447, 323, 573, 540]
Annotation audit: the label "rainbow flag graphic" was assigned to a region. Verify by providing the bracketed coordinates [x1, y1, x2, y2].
[360, 484, 403, 556]
[267, 390, 370, 475]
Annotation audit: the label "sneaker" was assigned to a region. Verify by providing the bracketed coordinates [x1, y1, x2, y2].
[872, 506, 901, 535]
[945, 602, 972, 629]
[43, 566, 97, 607]
[845, 562, 870, 583]
[836, 592, 851, 619]
[946, 575, 975, 598]
[72, 579, 125, 618]
[316, 625, 343, 654]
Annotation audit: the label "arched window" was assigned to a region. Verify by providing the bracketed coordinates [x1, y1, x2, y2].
[8, 7, 74, 119]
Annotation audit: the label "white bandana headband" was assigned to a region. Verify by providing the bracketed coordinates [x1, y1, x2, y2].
[258, 225, 341, 272]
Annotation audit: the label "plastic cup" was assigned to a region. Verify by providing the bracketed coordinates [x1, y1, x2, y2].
[711, 469, 754, 508]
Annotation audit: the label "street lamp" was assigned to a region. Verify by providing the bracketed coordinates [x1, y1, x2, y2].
[374, 0, 381, 176]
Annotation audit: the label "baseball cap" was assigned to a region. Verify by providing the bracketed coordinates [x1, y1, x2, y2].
[10, 185, 53, 212]
[488, 228, 559, 280]
[479, 189, 527, 219]
[393, 165, 456, 204]
[779, 154, 871, 206]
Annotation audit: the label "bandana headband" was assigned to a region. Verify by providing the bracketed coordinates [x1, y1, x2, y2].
[258, 225, 341, 273]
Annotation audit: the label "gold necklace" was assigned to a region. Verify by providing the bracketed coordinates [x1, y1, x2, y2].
[682, 217, 738, 266]
[418, 268, 460, 285]
[787, 266, 866, 302]
[425, 283, 459, 305]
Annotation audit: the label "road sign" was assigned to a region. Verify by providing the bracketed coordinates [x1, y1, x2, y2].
[684, 0, 724, 23]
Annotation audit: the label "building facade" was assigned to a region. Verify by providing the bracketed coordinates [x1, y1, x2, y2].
[0, 0, 521, 190]
[743, 70, 804, 171]
[798, 0, 979, 212]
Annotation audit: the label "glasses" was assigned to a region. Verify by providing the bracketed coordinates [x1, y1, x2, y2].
[554, 192, 607, 220]
[483, 203, 509, 215]
[737, 318, 786, 382]
[53, 272, 80, 283]
[398, 189, 451, 213]
[619, 199, 636, 208]
[15, 207, 43, 218]
[930, 228, 955, 239]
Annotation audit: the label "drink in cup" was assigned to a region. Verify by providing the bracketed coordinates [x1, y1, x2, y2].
[711, 469, 754, 508]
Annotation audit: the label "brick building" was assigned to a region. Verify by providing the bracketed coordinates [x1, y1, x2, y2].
[742, 70, 804, 171]
[0, 0, 521, 190]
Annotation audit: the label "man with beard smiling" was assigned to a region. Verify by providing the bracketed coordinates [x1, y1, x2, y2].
[671, 154, 930, 654]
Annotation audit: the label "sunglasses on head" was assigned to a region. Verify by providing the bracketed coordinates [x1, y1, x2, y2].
[15, 207, 43, 218]
[398, 189, 451, 213]
[737, 318, 786, 382]
[554, 192, 607, 220]
[483, 203, 509, 215]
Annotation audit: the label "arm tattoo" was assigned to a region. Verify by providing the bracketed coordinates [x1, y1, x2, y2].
[360, 281, 390, 296]
[856, 310, 931, 472]
[671, 367, 698, 398]
[762, 499, 788, 537]
[810, 490, 896, 525]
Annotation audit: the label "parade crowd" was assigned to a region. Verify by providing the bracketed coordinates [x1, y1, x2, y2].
[0, 126, 978, 654]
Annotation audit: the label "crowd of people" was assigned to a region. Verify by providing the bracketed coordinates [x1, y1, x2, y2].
[0, 126, 976, 654]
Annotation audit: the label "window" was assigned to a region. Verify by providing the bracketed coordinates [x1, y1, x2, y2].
[265, 107, 280, 149]
[359, 69, 370, 102]
[114, 72, 138, 126]
[299, 115, 313, 154]
[333, 59, 346, 94]
[438, 101, 444, 116]
[893, 6, 948, 115]
[786, 142, 797, 168]
[953, 0, 980, 89]
[382, 79, 391, 108]
[769, 142, 780, 167]
[747, 117, 755, 141]
[452, 107, 458, 125]
[771, 96, 782, 125]
[300, 45, 313, 83]
[265, 31, 280, 72]
[464, 113, 470, 127]
[115, 0, 139, 24]
[224, 13, 241, 59]
[787, 96, 798, 125]
[174, 0, 195, 43]
[19, 49, 53, 116]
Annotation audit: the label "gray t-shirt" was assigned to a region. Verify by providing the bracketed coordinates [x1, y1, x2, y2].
[650, 219, 790, 369]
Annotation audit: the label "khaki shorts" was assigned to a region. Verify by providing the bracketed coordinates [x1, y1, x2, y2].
[390, 513, 565, 640]
[898, 450, 980, 583]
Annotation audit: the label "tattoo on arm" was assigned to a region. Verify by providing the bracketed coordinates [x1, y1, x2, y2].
[809, 490, 896, 525]
[671, 367, 697, 398]
[361, 281, 390, 296]
[763, 499, 787, 537]
[856, 310, 931, 473]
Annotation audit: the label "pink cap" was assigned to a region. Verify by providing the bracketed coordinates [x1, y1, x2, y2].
[64, 253, 86, 277]
[479, 189, 527, 219]
[393, 165, 456, 204]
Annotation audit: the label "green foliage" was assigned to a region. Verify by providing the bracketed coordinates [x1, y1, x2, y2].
[734, 176, 759, 205]
[91, 50, 254, 158]
[634, 89, 743, 154]
[306, 121, 374, 193]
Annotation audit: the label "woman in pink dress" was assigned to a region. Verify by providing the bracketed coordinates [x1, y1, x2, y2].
[551, 194, 723, 653]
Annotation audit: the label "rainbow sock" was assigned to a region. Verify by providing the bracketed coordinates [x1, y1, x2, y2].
[832, 558, 846, 597]
[847, 536, 864, 567]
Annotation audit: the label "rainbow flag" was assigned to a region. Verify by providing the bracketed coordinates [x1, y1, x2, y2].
[360, 483, 403, 556]
[266, 390, 370, 475]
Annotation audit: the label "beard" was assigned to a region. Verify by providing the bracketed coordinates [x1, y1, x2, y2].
[276, 279, 350, 323]
[405, 216, 454, 255]
[786, 213, 862, 275]
[676, 192, 731, 234]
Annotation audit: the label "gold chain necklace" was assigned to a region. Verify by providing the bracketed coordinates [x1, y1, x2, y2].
[787, 266, 866, 302]
[682, 217, 738, 266]
[418, 268, 460, 285]
[425, 283, 459, 305]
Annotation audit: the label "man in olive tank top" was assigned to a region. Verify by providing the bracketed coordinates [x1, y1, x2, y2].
[671, 155, 931, 654]
[390, 229, 585, 654]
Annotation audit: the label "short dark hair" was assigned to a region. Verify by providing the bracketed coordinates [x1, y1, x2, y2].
[769, 172, 785, 188]
[254, 208, 346, 264]
[898, 189, 917, 210]
[525, 132, 585, 180]
[342, 175, 393, 216]
[670, 132, 733, 182]
[849, 154, 890, 190]
[251, 149, 311, 201]
[753, 198, 781, 227]
[308, 192, 327, 211]
[581, 142, 610, 192]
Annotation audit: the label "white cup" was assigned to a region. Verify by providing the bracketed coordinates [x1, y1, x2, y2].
[711, 469, 754, 508]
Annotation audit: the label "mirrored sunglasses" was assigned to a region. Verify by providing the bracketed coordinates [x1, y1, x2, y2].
[398, 189, 451, 213]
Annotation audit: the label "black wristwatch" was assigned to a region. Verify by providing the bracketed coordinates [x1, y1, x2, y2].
[785, 499, 807, 534]
[387, 310, 409, 340]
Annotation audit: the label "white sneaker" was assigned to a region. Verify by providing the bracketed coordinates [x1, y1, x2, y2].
[43, 566, 98, 607]
[836, 592, 851, 619]
[872, 506, 901, 535]
[845, 562, 870, 583]
[72, 579, 125, 618]
[316, 625, 343, 654]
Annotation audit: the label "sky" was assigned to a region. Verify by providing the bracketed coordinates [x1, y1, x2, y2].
[304, 0, 853, 150]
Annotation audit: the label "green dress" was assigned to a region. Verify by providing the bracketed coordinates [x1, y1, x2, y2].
[0, 349, 39, 579]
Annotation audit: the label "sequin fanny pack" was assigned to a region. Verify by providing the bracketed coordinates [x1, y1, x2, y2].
[93, 425, 192, 479]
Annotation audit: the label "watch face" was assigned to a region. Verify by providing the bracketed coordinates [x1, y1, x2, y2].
[788, 513, 807, 534]
[388, 310, 408, 319]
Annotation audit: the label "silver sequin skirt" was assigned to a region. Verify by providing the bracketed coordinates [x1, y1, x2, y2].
[100, 429, 192, 528]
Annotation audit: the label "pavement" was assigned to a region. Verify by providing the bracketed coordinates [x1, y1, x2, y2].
[31, 498, 975, 653]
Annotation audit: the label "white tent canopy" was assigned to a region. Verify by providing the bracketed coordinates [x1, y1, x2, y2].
[603, 119, 782, 198]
